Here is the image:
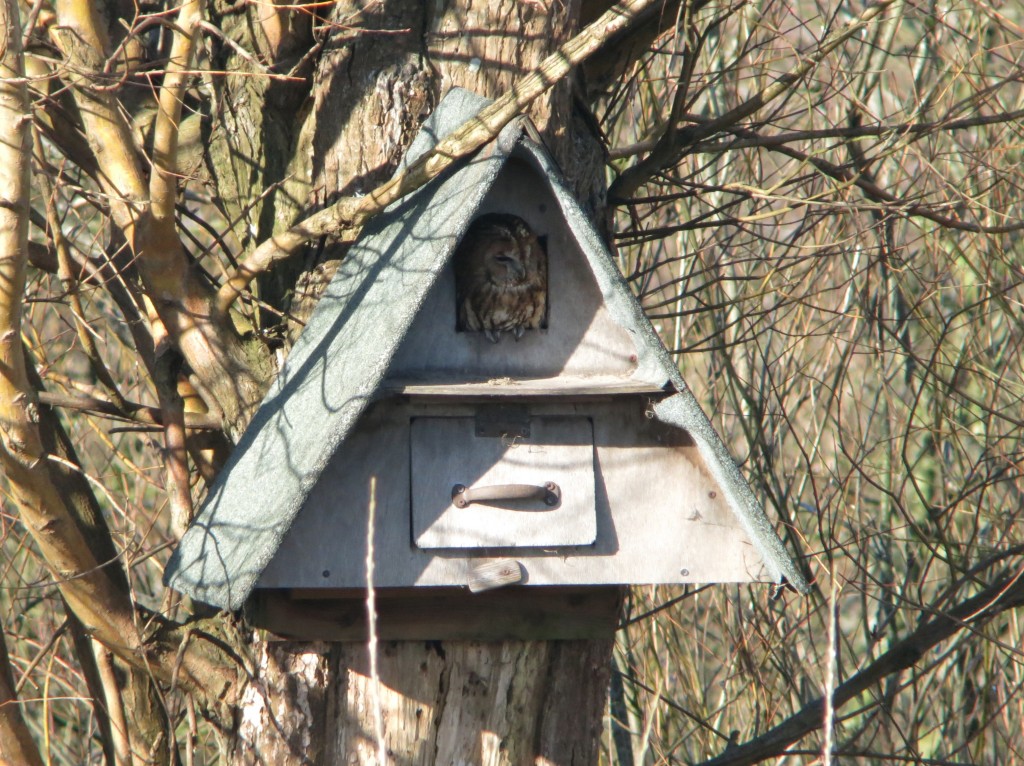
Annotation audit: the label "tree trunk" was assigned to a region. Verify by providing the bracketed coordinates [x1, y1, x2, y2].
[234, 638, 615, 765]
[326, 640, 613, 764]
[231, 1, 619, 763]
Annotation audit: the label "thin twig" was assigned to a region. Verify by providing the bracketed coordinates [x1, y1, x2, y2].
[35, 390, 220, 430]
[365, 476, 386, 763]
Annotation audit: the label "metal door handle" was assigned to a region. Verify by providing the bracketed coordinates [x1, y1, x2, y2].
[451, 482, 560, 509]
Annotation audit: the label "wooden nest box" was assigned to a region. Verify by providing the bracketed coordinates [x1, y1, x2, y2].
[164, 90, 808, 640]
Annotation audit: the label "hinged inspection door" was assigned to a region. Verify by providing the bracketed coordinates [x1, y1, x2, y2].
[411, 415, 597, 549]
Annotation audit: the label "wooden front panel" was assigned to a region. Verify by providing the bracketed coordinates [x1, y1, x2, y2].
[387, 158, 640, 382]
[410, 416, 597, 548]
[256, 397, 772, 589]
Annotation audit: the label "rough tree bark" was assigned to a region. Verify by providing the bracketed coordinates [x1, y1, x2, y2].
[229, 1, 621, 763]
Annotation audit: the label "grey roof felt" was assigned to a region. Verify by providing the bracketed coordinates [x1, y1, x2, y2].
[164, 89, 808, 610]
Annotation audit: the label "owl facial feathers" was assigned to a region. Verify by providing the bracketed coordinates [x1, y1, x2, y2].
[454, 213, 548, 342]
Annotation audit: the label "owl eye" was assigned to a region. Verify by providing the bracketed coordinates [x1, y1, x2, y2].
[494, 254, 516, 265]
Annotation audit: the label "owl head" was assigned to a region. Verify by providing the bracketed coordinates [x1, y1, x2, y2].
[458, 214, 541, 288]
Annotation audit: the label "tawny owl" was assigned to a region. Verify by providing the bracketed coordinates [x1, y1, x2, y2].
[454, 213, 547, 342]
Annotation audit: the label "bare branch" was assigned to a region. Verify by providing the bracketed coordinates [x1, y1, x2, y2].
[35, 389, 220, 430]
[608, 0, 898, 201]
[149, 0, 204, 226]
[609, 108, 1024, 160]
[697, 563, 1024, 766]
[215, 0, 665, 317]
[0, 3, 134, 760]
[3, 1, 247, 727]
[0, 624, 44, 766]
[49, 0, 149, 229]
[51, 0, 270, 439]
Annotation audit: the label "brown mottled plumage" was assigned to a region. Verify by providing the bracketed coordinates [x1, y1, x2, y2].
[454, 213, 547, 342]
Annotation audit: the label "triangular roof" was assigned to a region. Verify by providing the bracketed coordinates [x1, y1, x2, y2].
[165, 89, 808, 610]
